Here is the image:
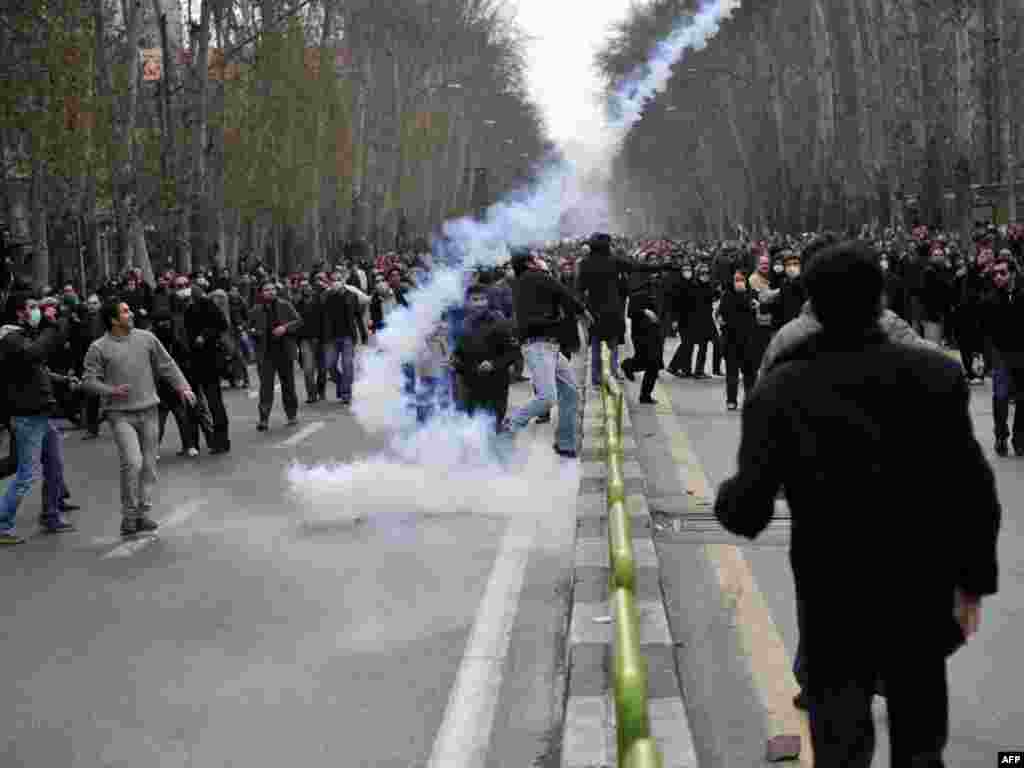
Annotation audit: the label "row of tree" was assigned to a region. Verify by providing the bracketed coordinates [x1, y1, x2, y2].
[1, 0, 549, 289]
[598, 0, 1024, 241]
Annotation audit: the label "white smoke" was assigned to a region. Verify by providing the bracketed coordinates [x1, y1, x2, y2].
[288, 0, 734, 527]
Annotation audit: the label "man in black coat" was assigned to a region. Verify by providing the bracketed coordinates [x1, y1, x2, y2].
[982, 253, 1024, 456]
[577, 233, 661, 387]
[451, 284, 519, 432]
[621, 254, 666, 403]
[714, 241, 1000, 768]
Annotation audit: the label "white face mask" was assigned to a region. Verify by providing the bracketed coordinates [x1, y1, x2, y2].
[785, 266, 800, 278]
[682, 271, 693, 280]
[177, 289, 191, 300]
[879, 260, 889, 271]
[773, 264, 784, 274]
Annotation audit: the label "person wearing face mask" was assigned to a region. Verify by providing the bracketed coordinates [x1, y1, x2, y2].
[178, 284, 231, 454]
[621, 257, 666, 404]
[777, 252, 807, 329]
[670, 264, 718, 379]
[668, 262, 697, 377]
[0, 292, 74, 543]
[717, 271, 760, 411]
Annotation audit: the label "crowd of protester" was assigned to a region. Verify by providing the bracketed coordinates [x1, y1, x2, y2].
[2, 220, 1022, 546]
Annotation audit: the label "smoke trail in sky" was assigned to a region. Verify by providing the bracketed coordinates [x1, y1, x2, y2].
[288, 1, 736, 526]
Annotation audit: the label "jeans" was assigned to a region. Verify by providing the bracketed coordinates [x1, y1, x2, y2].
[108, 407, 160, 520]
[992, 366, 1024, 441]
[415, 373, 449, 423]
[0, 416, 62, 532]
[323, 337, 355, 401]
[590, 335, 619, 386]
[509, 340, 579, 452]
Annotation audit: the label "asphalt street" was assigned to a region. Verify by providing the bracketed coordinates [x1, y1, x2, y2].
[631, 338, 1024, 768]
[0, 373, 577, 768]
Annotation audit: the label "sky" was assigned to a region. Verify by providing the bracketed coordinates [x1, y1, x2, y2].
[511, 0, 634, 151]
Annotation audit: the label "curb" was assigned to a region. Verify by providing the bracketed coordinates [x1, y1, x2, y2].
[560, 371, 697, 768]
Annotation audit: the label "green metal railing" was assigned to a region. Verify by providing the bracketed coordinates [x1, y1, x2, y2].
[600, 342, 663, 768]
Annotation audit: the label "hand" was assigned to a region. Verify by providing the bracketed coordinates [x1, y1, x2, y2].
[111, 384, 131, 398]
[583, 310, 595, 326]
[478, 360, 494, 373]
[954, 588, 982, 638]
[179, 388, 197, 406]
[195, 335, 205, 346]
[272, 325, 288, 337]
[644, 309, 658, 322]
[139, 308, 148, 316]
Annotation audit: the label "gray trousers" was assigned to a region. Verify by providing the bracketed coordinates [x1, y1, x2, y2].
[108, 407, 159, 520]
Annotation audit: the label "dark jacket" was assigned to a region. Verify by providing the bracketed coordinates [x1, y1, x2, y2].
[777, 278, 806, 329]
[512, 270, 588, 342]
[882, 271, 906, 320]
[983, 283, 1024, 368]
[452, 310, 519, 389]
[184, 296, 230, 378]
[577, 253, 660, 342]
[248, 298, 302, 361]
[295, 295, 323, 340]
[321, 288, 358, 341]
[718, 289, 758, 344]
[921, 264, 956, 322]
[0, 320, 66, 417]
[715, 331, 1000, 664]
[684, 280, 718, 341]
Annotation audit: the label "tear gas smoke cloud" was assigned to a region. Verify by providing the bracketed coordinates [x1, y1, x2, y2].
[288, 0, 735, 526]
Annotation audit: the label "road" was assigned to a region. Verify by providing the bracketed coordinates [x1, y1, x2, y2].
[628, 338, 1024, 767]
[0, 373, 578, 768]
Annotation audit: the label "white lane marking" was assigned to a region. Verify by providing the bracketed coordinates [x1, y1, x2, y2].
[101, 499, 206, 559]
[278, 420, 325, 447]
[427, 515, 536, 768]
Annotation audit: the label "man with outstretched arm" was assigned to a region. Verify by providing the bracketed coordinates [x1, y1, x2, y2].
[82, 300, 196, 537]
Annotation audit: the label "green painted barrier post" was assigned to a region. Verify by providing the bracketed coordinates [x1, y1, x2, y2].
[612, 587, 649, 762]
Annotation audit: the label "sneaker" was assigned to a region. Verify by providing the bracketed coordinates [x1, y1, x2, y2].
[669, 369, 691, 379]
[535, 413, 552, 424]
[1014, 438, 1024, 457]
[136, 516, 159, 533]
[638, 396, 657, 405]
[0, 531, 25, 546]
[693, 372, 710, 381]
[41, 519, 76, 534]
[287, 416, 300, 427]
[187, 447, 199, 458]
[996, 437, 1009, 457]
[257, 421, 268, 432]
[120, 518, 139, 537]
[726, 401, 738, 411]
[552, 444, 578, 459]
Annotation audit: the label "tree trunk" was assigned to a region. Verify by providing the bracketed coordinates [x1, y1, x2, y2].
[996, 0, 1016, 223]
[189, 0, 212, 268]
[29, 157, 49, 289]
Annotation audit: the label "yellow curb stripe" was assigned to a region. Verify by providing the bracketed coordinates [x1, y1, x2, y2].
[650, 378, 814, 765]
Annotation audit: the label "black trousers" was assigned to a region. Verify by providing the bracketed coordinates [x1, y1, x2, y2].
[192, 376, 229, 450]
[158, 380, 194, 451]
[724, 339, 757, 405]
[84, 393, 102, 435]
[806, 651, 948, 768]
[462, 379, 510, 433]
[259, 353, 299, 421]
